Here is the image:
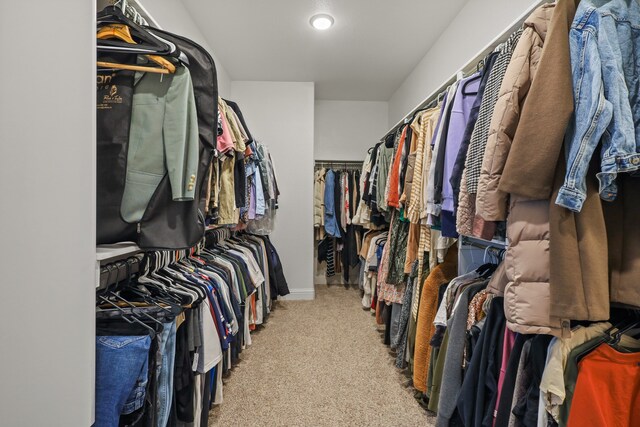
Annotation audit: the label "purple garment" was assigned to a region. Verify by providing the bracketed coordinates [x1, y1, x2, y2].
[442, 73, 481, 213]
[248, 179, 257, 219]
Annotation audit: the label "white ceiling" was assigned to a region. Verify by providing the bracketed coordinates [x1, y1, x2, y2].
[182, 0, 469, 101]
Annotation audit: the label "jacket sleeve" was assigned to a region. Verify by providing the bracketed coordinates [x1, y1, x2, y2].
[476, 32, 533, 222]
[555, 22, 612, 212]
[164, 66, 199, 201]
[499, 1, 575, 200]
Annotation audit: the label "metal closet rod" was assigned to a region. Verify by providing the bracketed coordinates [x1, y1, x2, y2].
[460, 235, 507, 250]
[380, 0, 549, 141]
[315, 160, 364, 163]
[111, 0, 161, 28]
[315, 160, 364, 167]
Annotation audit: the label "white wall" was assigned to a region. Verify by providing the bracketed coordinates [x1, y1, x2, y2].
[231, 81, 316, 300]
[142, 0, 232, 97]
[0, 1, 96, 425]
[388, 0, 542, 126]
[314, 100, 388, 161]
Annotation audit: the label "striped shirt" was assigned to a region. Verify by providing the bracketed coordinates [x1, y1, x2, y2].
[465, 29, 523, 193]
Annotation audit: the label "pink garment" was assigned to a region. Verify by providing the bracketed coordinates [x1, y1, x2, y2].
[344, 174, 350, 225]
[376, 210, 405, 304]
[493, 328, 516, 426]
[216, 111, 234, 154]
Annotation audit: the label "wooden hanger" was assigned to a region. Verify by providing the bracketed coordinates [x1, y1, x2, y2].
[97, 24, 176, 74]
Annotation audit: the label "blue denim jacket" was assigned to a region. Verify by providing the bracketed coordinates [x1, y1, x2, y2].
[556, 0, 640, 212]
[324, 170, 341, 238]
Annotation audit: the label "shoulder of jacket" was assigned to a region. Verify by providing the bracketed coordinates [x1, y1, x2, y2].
[572, 5, 600, 31]
[510, 28, 539, 61]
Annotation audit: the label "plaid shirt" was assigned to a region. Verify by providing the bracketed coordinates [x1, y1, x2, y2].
[465, 29, 523, 193]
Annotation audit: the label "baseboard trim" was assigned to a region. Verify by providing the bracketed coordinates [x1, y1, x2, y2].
[281, 289, 315, 301]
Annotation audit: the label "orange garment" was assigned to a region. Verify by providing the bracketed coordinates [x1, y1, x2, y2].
[412, 248, 458, 393]
[249, 294, 257, 331]
[404, 222, 420, 274]
[375, 299, 385, 325]
[387, 126, 407, 208]
[567, 344, 640, 427]
[400, 124, 419, 205]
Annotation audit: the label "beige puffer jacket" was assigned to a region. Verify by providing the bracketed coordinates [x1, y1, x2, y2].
[476, 3, 562, 336]
[475, 3, 553, 224]
[486, 261, 507, 296]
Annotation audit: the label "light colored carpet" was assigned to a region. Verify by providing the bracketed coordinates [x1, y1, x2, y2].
[209, 285, 436, 426]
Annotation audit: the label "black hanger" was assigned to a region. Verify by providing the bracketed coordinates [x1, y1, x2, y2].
[97, 263, 117, 298]
[462, 73, 482, 96]
[575, 310, 640, 362]
[475, 262, 497, 279]
[608, 309, 640, 345]
[97, 6, 178, 57]
[610, 321, 640, 345]
[110, 292, 164, 327]
[98, 263, 160, 327]
[141, 252, 183, 305]
[97, 295, 157, 338]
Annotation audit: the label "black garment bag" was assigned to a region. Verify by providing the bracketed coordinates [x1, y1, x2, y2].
[137, 28, 218, 249]
[96, 61, 138, 244]
[97, 25, 219, 249]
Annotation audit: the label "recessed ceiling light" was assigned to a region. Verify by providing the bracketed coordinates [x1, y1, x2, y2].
[310, 14, 334, 31]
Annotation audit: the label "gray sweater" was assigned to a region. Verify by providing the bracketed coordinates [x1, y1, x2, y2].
[436, 282, 487, 427]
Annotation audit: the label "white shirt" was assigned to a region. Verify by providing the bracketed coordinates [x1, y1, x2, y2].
[197, 298, 222, 373]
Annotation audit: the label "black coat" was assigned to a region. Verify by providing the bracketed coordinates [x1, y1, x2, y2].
[457, 297, 506, 427]
[256, 235, 290, 298]
[511, 334, 553, 427]
[494, 334, 533, 427]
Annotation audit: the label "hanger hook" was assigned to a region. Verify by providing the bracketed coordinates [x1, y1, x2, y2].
[113, 261, 123, 289]
[125, 258, 133, 286]
[483, 245, 491, 264]
[103, 264, 116, 292]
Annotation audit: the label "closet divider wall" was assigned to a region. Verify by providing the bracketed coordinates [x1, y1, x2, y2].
[313, 1, 640, 425]
[0, 1, 97, 425]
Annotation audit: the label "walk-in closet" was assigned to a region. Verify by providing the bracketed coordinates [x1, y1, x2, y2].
[2, 0, 640, 425]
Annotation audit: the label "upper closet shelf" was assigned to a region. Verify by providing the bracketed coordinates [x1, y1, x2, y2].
[97, 242, 141, 264]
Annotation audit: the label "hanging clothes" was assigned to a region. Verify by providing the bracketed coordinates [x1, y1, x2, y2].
[440, 72, 481, 238]
[477, 3, 564, 337]
[95, 231, 289, 426]
[340, 3, 640, 423]
[457, 28, 523, 237]
[412, 248, 458, 393]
